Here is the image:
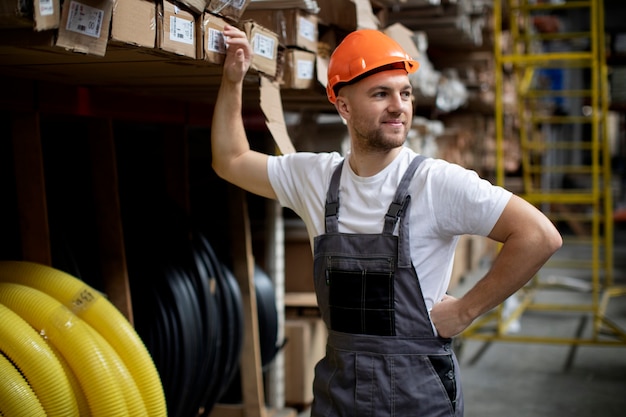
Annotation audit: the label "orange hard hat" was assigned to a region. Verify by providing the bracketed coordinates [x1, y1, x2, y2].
[326, 29, 419, 103]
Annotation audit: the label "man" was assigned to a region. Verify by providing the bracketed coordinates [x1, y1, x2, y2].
[212, 26, 562, 416]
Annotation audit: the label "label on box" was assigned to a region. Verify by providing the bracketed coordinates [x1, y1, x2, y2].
[207, 27, 226, 53]
[170, 16, 194, 45]
[252, 33, 275, 60]
[39, 0, 54, 16]
[299, 16, 316, 42]
[297, 59, 314, 80]
[66, 1, 104, 38]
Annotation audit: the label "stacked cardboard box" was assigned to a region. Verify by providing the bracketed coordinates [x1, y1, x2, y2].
[49, 0, 257, 58]
[0, 0, 60, 30]
[242, 8, 318, 53]
[243, 20, 279, 77]
[243, 6, 318, 89]
[199, 11, 228, 64]
[157, 0, 197, 58]
[56, 0, 114, 56]
[206, 0, 250, 22]
[109, 0, 156, 49]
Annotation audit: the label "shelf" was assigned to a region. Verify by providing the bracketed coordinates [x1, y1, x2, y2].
[0, 28, 333, 113]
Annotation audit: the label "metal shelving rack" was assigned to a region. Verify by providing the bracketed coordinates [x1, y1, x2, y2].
[463, 0, 626, 347]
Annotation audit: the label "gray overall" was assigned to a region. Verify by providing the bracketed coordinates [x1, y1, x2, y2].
[311, 156, 463, 417]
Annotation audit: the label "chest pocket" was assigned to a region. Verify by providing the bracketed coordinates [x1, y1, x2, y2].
[327, 255, 396, 336]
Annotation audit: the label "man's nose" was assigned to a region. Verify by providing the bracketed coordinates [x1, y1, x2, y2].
[388, 93, 407, 113]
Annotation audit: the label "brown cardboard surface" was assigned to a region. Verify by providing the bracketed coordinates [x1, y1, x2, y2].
[259, 76, 296, 155]
[0, 0, 31, 28]
[56, 0, 113, 56]
[282, 48, 315, 90]
[0, 0, 60, 30]
[34, 0, 60, 30]
[384, 22, 420, 61]
[243, 20, 278, 77]
[109, 0, 155, 48]
[158, 0, 197, 58]
[284, 318, 327, 406]
[206, 0, 250, 22]
[353, 0, 378, 29]
[200, 12, 228, 64]
[316, 0, 356, 31]
[242, 8, 318, 53]
[176, 0, 204, 15]
[316, 54, 328, 93]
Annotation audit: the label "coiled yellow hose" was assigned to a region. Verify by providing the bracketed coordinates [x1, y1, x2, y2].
[0, 260, 167, 417]
[0, 283, 129, 417]
[84, 324, 149, 416]
[0, 352, 46, 417]
[0, 303, 78, 417]
[47, 342, 92, 417]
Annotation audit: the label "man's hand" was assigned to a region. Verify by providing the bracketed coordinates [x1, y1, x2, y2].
[222, 25, 252, 84]
[430, 294, 471, 338]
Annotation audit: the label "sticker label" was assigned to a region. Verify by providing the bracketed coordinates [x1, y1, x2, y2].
[39, 0, 54, 17]
[66, 1, 104, 38]
[170, 16, 194, 45]
[70, 286, 99, 313]
[297, 59, 314, 80]
[299, 16, 316, 42]
[252, 33, 275, 60]
[207, 28, 226, 53]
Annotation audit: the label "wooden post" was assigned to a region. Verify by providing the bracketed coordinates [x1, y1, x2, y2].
[11, 111, 51, 265]
[87, 118, 134, 323]
[212, 185, 267, 417]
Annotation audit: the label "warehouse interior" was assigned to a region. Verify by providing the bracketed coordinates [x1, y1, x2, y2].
[1, 0, 625, 416]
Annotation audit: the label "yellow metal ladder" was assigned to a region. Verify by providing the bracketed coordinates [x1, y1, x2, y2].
[463, 0, 626, 347]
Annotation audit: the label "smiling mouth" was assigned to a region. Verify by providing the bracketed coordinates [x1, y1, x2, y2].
[383, 120, 404, 127]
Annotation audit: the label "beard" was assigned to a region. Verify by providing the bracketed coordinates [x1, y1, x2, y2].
[353, 121, 408, 152]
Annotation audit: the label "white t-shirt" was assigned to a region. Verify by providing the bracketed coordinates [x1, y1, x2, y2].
[268, 146, 512, 311]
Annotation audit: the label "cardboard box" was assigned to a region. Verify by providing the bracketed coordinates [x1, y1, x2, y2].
[206, 0, 250, 22]
[284, 218, 313, 292]
[56, 0, 113, 56]
[0, 0, 60, 30]
[243, 20, 279, 77]
[157, 0, 197, 59]
[109, 0, 155, 48]
[282, 48, 316, 90]
[175, 0, 204, 15]
[199, 11, 228, 64]
[284, 318, 327, 406]
[242, 8, 318, 53]
[317, 0, 379, 31]
[384, 23, 420, 62]
[316, 0, 356, 31]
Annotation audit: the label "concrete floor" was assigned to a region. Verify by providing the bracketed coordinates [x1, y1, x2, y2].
[456, 227, 626, 417]
[297, 226, 626, 417]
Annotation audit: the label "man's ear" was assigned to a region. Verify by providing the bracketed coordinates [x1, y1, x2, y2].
[335, 96, 350, 120]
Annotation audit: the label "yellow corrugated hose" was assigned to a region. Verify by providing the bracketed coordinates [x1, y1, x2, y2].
[84, 324, 149, 416]
[0, 260, 167, 417]
[46, 342, 92, 417]
[0, 351, 46, 417]
[0, 283, 130, 417]
[0, 303, 78, 416]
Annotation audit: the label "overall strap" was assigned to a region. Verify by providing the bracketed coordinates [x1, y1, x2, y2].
[324, 159, 345, 233]
[383, 155, 426, 235]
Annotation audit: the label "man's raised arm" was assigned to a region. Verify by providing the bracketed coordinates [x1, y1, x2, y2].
[211, 25, 277, 200]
